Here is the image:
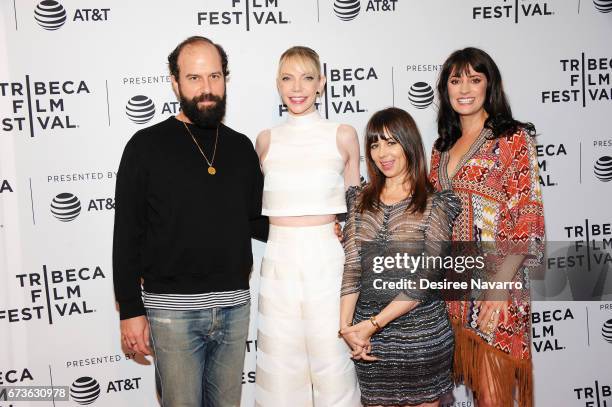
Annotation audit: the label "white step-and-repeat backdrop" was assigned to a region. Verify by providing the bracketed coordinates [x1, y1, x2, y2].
[1, 1, 611, 406]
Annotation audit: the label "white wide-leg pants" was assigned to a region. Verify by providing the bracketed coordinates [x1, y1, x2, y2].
[255, 223, 360, 407]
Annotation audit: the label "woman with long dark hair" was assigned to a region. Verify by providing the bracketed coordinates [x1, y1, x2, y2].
[340, 107, 460, 406]
[430, 47, 545, 407]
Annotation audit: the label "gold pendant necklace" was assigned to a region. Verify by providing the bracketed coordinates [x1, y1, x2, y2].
[182, 121, 218, 175]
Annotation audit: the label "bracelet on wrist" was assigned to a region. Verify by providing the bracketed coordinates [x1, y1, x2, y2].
[338, 321, 352, 338]
[369, 316, 381, 331]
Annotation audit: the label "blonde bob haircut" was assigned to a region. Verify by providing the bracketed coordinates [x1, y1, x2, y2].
[277, 46, 322, 79]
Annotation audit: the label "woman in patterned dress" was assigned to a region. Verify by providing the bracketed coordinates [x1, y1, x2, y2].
[340, 107, 461, 406]
[429, 47, 545, 407]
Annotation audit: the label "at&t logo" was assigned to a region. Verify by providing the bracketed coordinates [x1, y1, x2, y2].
[50, 192, 116, 222]
[594, 156, 612, 182]
[541, 55, 612, 106]
[70, 375, 142, 405]
[125, 95, 179, 125]
[472, 0, 553, 22]
[594, 0, 612, 13]
[126, 95, 156, 124]
[34, 1, 67, 30]
[408, 82, 434, 109]
[197, 0, 289, 31]
[333, 0, 398, 21]
[50, 192, 81, 222]
[70, 377, 100, 405]
[334, 0, 360, 21]
[33, 0, 110, 31]
[603, 319, 612, 343]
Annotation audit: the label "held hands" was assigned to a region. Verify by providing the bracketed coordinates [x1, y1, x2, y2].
[120, 315, 152, 356]
[339, 320, 379, 361]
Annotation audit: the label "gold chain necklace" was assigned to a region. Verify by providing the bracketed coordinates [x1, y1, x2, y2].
[182, 121, 218, 175]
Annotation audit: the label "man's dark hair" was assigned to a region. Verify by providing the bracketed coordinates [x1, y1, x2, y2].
[168, 36, 229, 79]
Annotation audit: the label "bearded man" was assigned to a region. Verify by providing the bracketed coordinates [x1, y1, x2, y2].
[112, 36, 266, 407]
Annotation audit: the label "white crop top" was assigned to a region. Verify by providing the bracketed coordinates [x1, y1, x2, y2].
[261, 111, 347, 216]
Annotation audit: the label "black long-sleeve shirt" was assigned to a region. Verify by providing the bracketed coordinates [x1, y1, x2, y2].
[113, 117, 267, 320]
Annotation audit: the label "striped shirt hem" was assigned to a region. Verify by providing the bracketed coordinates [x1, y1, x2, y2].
[142, 289, 250, 310]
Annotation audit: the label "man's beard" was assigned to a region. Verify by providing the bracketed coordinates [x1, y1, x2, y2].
[179, 90, 226, 128]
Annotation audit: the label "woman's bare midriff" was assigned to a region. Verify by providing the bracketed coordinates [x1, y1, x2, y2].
[269, 214, 336, 227]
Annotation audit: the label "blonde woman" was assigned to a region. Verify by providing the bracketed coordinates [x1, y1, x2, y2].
[254, 46, 361, 406]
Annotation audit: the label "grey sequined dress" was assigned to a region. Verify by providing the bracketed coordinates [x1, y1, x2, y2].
[341, 187, 461, 406]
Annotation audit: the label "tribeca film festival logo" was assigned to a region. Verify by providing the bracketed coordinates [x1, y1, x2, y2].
[0, 265, 106, 324]
[0, 368, 34, 386]
[536, 143, 567, 187]
[560, 219, 612, 271]
[327, 65, 379, 114]
[197, 0, 289, 31]
[333, 0, 398, 21]
[125, 95, 179, 125]
[531, 308, 574, 352]
[0, 368, 35, 400]
[472, 0, 553, 22]
[70, 376, 142, 405]
[33, 0, 110, 31]
[574, 381, 611, 407]
[0, 78, 91, 137]
[541, 55, 612, 106]
[534, 225, 612, 302]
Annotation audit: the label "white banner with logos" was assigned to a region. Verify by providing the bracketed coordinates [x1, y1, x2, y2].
[1, 1, 611, 406]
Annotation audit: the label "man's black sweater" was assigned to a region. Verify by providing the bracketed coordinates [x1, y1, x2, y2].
[113, 117, 267, 320]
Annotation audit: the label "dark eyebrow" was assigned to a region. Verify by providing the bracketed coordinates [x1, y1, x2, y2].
[450, 72, 483, 79]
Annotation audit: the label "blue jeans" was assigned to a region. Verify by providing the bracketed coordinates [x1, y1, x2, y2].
[146, 302, 250, 407]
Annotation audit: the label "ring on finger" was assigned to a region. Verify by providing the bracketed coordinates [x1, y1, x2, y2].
[486, 319, 495, 331]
